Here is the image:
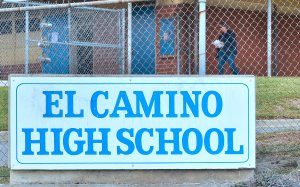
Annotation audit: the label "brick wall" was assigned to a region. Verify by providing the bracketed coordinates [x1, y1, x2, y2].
[275, 14, 300, 76]
[206, 7, 268, 75]
[156, 5, 178, 74]
[0, 63, 42, 80]
[156, 3, 197, 75]
[206, 7, 299, 76]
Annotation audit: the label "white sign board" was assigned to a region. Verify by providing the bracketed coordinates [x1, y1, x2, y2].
[10, 76, 255, 170]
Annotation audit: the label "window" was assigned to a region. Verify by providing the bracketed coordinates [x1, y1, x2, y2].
[0, 20, 12, 35]
[15, 19, 25, 33]
[29, 18, 40, 32]
[15, 18, 41, 33]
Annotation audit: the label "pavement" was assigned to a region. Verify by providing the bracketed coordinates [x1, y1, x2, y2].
[2, 183, 250, 187]
[0, 81, 8, 87]
[0, 131, 8, 166]
[256, 119, 300, 134]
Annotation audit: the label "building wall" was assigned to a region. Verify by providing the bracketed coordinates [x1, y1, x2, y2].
[155, 5, 179, 74]
[155, 3, 197, 75]
[0, 33, 42, 79]
[206, 7, 268, 75]
[0, 12, 42, 79]
[0, 1, 299, 78]
[206, 7, 299, 76]
[275, 14, 300, 76]
[155, 2, 299, 76]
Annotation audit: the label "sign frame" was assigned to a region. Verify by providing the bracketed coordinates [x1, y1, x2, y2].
[9, 75, 256, 170]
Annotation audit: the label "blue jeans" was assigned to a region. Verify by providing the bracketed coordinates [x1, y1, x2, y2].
[218, 51, 239, 75]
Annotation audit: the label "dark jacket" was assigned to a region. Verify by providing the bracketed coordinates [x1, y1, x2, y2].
[217, 30, 238, 58]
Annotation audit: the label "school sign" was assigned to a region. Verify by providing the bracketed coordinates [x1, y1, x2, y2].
[10, 76, 255, 170]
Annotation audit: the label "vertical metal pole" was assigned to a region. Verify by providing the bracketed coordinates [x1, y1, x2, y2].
[118, 10, 122, 74]
[25, 2, 29, 74]
[267, 0, 272, 77]
[68, 8, 72, 73]
[127, 3, 132, 74]
[199, 0, 206, 75]
[194, 3, 199, 74]
[188, 16, 191, 75]
[176, 14, 181, 75]
[273, 4, 279, 76]
[121, 9, 126, 74]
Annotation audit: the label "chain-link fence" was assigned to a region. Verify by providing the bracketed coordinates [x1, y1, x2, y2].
[0, 0, 299, 77]
[0, 0, 299, 183]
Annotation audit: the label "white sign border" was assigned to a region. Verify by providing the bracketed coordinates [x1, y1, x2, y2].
[9, 75, 256, 170]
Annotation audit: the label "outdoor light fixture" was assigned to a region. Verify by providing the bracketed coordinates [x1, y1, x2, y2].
[40, 22, 53, 29]
[37, 41, 50, 48]
[38, 56, 51, 63]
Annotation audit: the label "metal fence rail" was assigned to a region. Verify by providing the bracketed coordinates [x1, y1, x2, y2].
[0, 0, 299, 180]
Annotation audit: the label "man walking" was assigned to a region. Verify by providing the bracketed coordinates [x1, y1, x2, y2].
[215, 21, 239, 75]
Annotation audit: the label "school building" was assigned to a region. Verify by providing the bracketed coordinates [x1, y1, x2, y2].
[0, 0, 299, 79]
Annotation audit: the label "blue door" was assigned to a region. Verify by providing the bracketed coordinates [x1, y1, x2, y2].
[42, 15, 69, 74]
[132, 6, 155, 74]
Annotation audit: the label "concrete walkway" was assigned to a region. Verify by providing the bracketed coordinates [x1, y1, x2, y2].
[0, 131, 8, 166]
[0, 81, 8, 87]
[256, 119, 300, 134]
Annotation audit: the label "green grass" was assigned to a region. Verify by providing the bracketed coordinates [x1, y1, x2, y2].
[256, 77, 300, 119]
[0, 77, 299, 130]
[0, 87, 8, 131]
[0, 167, 9, 183]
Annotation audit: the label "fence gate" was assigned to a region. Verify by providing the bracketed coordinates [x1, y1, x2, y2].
[28, 6, 125, 75]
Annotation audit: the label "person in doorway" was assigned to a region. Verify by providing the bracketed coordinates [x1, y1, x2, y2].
[215, 21, 239, 75]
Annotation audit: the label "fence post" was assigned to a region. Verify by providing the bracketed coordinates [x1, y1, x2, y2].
[176, 14, 181, 75]
[199, 0, 206, 75]
[127, 2, 132, 74]
[121, 8, 126, 74]
[273, 4, 279, 76]
[267, 0, 272, 77]
[118, 9, 126, 74]
[25, 2, 29, 74]
[68, 8, 72, 73]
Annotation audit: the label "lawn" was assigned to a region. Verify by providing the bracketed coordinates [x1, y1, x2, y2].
[0, 87, 8, 131]
[0, 167, 9, 183]
[0, 77, 299, 131]
[256, 77, 300, 119]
